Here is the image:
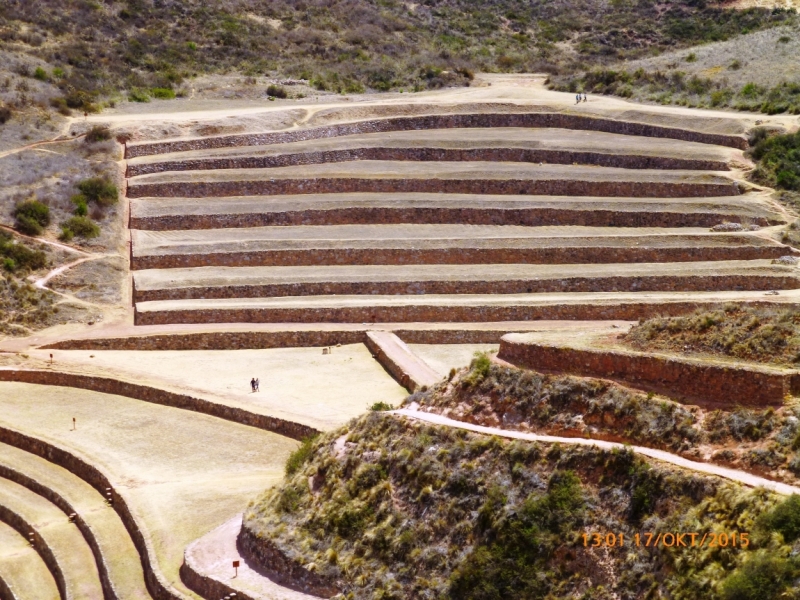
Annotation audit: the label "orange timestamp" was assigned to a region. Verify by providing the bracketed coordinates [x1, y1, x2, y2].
[582, 531, 749, 548]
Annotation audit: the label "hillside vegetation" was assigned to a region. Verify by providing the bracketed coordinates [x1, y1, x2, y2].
[414, 356, 800, 485]
[245, 410, 800, 600]
[0, 0, 795, 105]
[551, 23, 800, 114]
[625, 305, 800, 366]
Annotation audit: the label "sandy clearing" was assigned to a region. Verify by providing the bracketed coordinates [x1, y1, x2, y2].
[23, 345, 407, 432]
[407, 344, 500, 377]
[0, 382, 299, 598]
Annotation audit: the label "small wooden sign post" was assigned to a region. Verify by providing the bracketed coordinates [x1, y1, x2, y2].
[233, 560, 240, 578]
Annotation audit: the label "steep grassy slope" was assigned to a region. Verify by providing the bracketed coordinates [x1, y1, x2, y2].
[244, 410, 800, 599]
[0, 0, 794, 103]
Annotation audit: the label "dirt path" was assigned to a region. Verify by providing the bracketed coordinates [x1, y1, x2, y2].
[394, 408, 800, 495]
[85, 74, 799, 132]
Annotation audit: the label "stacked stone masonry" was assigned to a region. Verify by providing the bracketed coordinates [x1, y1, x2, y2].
[498, 336, 800, 407]
[125, 113, 748, 158]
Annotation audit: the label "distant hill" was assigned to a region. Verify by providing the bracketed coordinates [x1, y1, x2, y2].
[0, 0, 795, 106]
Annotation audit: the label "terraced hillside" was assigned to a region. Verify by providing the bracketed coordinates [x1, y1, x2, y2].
[125, 105, 797, 327]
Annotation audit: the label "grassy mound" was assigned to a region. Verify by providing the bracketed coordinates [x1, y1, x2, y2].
[244, 411, 800, 599]
[624, 305, 800, 366]
[750, 129, 800, 192]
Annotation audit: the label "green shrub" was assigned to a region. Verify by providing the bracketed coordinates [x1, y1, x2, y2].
[84, 126, 111, 143]
[370, 401, 394, 411]
[759, 494, 800, 542]
[685, 52, 697, 62]
[33, 66, 48, 81]
[62, 216, 99, 239]
[14, 200, 50, 236]
[266, 84, 287, 99]
[720, 551, 796, 600]
[77, 178, 118, 206]
[464, 352, 492, 385]
[58, 226, 74, 242]
[285, 435, 318, 476]
[750, 130, 800, 191]
[128, 88, 150, 103]
[0, 233, 46, 271]
[150, 87, 176, 99]
[72, 197, 88, 216]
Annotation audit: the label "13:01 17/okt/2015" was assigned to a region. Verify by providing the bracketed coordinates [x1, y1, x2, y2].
[581, 531, 749, 548]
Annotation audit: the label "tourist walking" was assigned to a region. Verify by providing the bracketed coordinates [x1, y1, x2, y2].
[255, 378, 260, 392]
[250, 377, 256, 392]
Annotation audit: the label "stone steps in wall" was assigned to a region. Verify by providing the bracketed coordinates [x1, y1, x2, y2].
[132, 260, 800, 302]
[126, 161, 739, 199]
[129, 192, 784, 231]
[130, 225, 790, 269]
[0, 477, 105, 600]
[0, 520, 60, 600]
[0, 442, 151, 600]
[132, 289, 797, 326]
[125, 127, 734, 176]
[123, 111, 749, 159]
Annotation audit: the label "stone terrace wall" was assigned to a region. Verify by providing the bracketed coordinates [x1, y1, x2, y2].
[127, 176, 739, 200]
[42, 328, 533, 351]
[0, 503, 66, 600]
[134, 300, 785, 326]
[125, 113, 748, 158]
[131, 243, 786, 270]
[237, 525, 341, 598]
[498, 337, 798, 406]
[133, 274, 800, 302]
[179, 559, 257, 600]
[0, 424, 181, 600]
[0, 370, 319, 441]
[126, 147, 728, 177]
[130, 205, 777, 232]
[0, 462, 120, 600]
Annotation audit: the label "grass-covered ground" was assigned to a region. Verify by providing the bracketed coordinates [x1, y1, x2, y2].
[550, 23, 800, 115]
[0, 0, 795, 105]
[625, 305, 800, 366]
[244, 408, 800, 600]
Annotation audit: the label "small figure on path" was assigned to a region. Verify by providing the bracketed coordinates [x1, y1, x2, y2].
[72, 417, 76, 431]
[49, 353, 53, 365]
[250, 378, 256, 393]
[575, 93, 580, 104]
[583, 93, 588, 102]
[255, 378, 260, 392]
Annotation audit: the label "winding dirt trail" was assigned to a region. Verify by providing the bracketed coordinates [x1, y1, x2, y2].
[394, 408, 800, 495]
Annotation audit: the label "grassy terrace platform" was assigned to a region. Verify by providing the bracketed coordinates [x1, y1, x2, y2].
[132, 289, 800, 325]
[130, 192, 785, 230]
[0, 382, 299, 599]
[125, 127, 736, 176]
[131, 225, 787, 270]
[132, 260, 800, 301]
[0, 476, 104, 599]
[0, 520, 59, 600]
[0, 441, 150, 600]
[126, 161, 740, 199]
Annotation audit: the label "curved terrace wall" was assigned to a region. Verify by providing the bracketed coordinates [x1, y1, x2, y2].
[125, 147, 729, 177]
[0, 504, 66, 600]
[237, 525, 341, 598]
[0, 370, 318, 441]
[497, 337, 800, 407]
[126, 177, 739, 200]
[125, 113, 748, 158]
[0, 463, 120, 600]
[131, 244, 787, 270]
[0, 424, 181, 600]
